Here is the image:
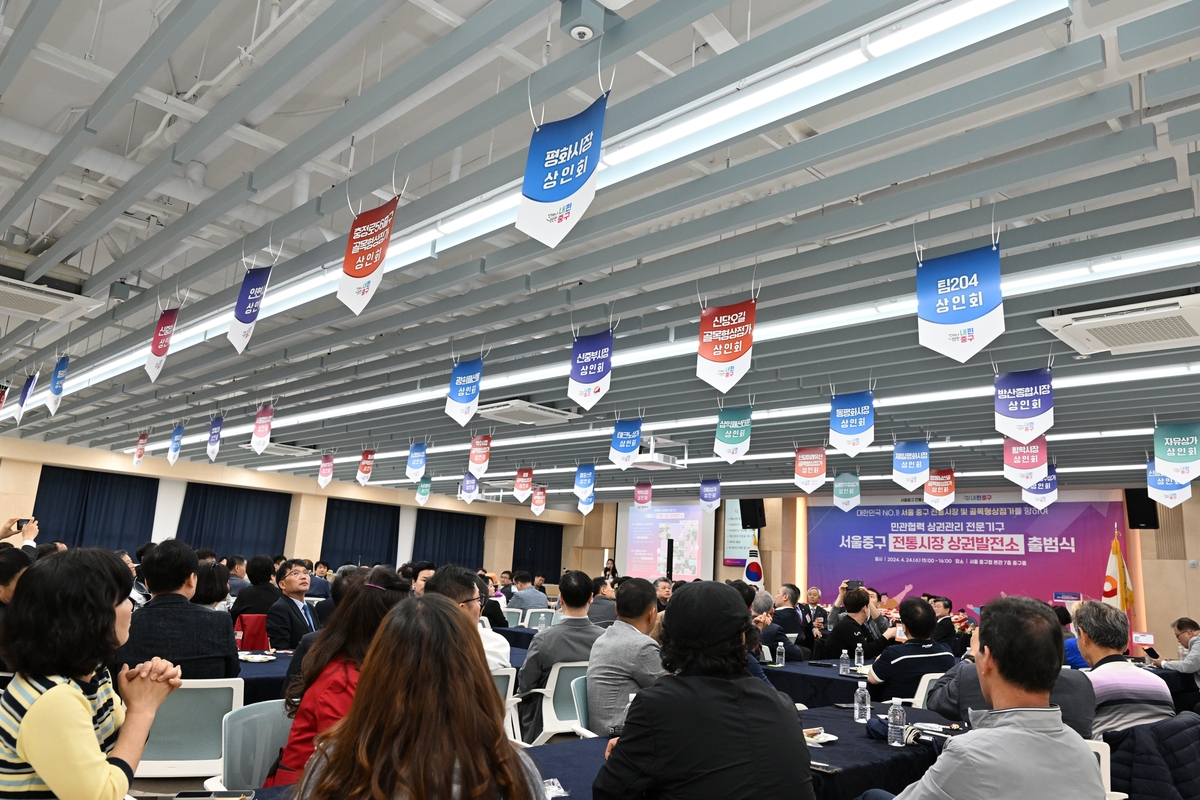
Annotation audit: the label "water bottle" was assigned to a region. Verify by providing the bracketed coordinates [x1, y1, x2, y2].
[855, 643, 865, 670]
[887, 698, 906, 747]
[839, 649, 850, 675]
[776, 642, 786, 667]
[854, 681, 870, 723]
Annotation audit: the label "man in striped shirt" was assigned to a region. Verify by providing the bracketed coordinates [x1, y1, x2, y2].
[868, 598, 956, 702]
[1074, 600, 1175, 738]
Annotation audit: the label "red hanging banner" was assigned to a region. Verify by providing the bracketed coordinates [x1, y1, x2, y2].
[318, 454, 335, 488]
[133, 432, 149, 468]
[924, 468, 955, 510]
[513, 467, 533, 503]
[145, 307, 180, 382]
[531, 485, 547, 516]
[337, 196, 399, 316]
[696, 298, 755, 393]
[793, 446, 826, 494]
[634, 482, 652, 509]
[1003, 435, 1048, 488]
[250, 404, 274, 455]
[469, 434, 492, 477]
[356, 450, 376, 486]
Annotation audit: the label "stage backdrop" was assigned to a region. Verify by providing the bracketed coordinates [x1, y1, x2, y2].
[807, 498, 1123, 612]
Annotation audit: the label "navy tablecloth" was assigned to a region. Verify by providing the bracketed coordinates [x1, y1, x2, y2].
[765, 661, 861, 708]
[1154, 666, 1192, 694]
[239, 652, 292, 705]
[496, 626, 537, 649]
[511, 647, 527, 669]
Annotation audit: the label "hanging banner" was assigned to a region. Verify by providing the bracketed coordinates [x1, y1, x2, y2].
[317, 454, 335, 489]
[461, 472, 479, 504]
[45, 355, 69, 416]
[696, 299, 756, 394]
[227, 265, 273, 353]
[916, 244, 1004, 362]
[794, 447, 827, 494]
[516, 93, 607, 248]
[829, 391, 874, 457]
[337, 195, 399, 315]
[531, 485, 547, 516]
[1154, 423, 1200, 484]
[206, 416, 223, 462]
[406, 443, 427, 482]
[1148, 459, 1191, 508]
[445, 358, 483, 427]
[892, 441, 931, 492]
[634, 483, 652, 510]
[145, 307, 180, 383]
[699, 479, 721, 512]
[1003, 435, 1048, 488]
[13, 372, 37, 425]
[574, 464, 596, 500]
[250, 403, 274, 455]
[0, 384, 7, 415]
[579, 491, 595, 516]
[609, 419, 642, 469]
[567, 329, 613, 410]
[1023, 465, 1058, 509]
[513, 467, 534, 503]
[133, 432, 149, 468]
[714, 405, 753, 464]
[356, 450, 376, 486]
[469, 434, 492, 477]
[415, 475, 432, 506]
[924, 468, 955, 510]
[167, 424, 184, 465]
[994, 368, 1053, 444]
[833, 473, 861, 512]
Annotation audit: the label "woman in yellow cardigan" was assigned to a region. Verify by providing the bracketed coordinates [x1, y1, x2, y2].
[0, 547, 182, 799]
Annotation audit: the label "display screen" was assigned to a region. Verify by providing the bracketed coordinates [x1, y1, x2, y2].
[624, 504, 704, 581]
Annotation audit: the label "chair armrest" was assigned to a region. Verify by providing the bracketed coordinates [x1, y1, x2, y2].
[572, 724, 599, 739]
[515, 688, 551, 700]
[504, 697, 522, 709]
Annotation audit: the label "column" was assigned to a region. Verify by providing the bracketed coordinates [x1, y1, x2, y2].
[484, 515, 516, 573]
[284, 493, 328, 560]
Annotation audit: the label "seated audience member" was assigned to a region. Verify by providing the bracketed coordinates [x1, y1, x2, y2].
[499, 570, 515, 600]
[478, 574, 509, 629]
[751, 591, 806, 664]
[1, 548, 182, 798]
[1074, 600, 1175, 736]
[867, 598, 954, 701]
[587, 578, 667, 736]
[273, 554, 286, 570]
[313, 560, 330, 578]
[1, 517, 38, 559]
[772, 583, 803, 635]
[133, 542, 156, 594]
[34, 542, 61, 560]
[828, 581, 890, 639]
[268, 560, 322, 650]
[113, 540, 239, 679]
[588, 576, 619, 628]
[818, 586, 896, 660]
[191, 562, 231, 609]
[293, 594, 543, 800]
[306, 565, 332, 601]
[593, 582, 815, 800]
[533, 573, 548, 595]
[226, 555, 250, 595]
[194, 548, 217, 564]
[230, 555, 283, 620]
[1153, 616, 1200, 711]
[1053, 604, 1076, 639]
[265, 568, 410, 786]
[410, 560, 436, 596]
[931, 597, 956, 644]
[425, 565, 511, 669]
[507, 570, 549, 613]
[314, 566, 366, 626]
[0, 547, 31, 616]
[725, 580, 772, 685]
[654, 577, 672, 612]
[865, 597, 1106, 800]
[518, 570, 602, 742]
[802, 587, 828, 646]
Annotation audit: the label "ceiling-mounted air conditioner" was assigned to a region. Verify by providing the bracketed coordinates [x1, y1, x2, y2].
[238, 442, 320, 457]
[1038, 295, 1200, 355]
[0, 275, 99, 323]
[477, 399, 580, 426]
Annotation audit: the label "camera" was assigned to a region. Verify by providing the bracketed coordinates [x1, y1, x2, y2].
[570, 25, 594, 41]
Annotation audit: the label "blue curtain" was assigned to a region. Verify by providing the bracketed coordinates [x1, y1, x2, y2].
[31, 465, 158, 552]
[176, 483, 291, 558]
[513, 520, 563, 584]
[321, 498, 399, 567]
[412, 509, 485, 568]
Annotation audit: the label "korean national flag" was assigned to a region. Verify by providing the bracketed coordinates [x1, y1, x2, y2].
[516, 94, 607, 249]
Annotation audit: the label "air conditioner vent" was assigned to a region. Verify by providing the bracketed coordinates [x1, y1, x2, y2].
[0, 275, 99, 323]
[238, 442, 320, 456]
[477, 399, 580, 426]
[1088, 316, 1199, 349]
[1038, 295, 1200, 355]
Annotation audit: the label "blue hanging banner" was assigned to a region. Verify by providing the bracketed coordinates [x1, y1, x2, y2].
[227, 265, 273, 354]
[1022, 464, 1058, 509]
[568, 329, 613, 410]
[45, 355, 69, 416]
[609, 419, 642, 470]
[699, 478, 721, 513]
[407, 442, 427, 481]
[460, 471, 479, 504]
[578, 490, 595, 516]
[829, 391, 874, 457]
[516, 93, 607, 249]
[207, 416, 223, 462]
[1148, 459, 1191, 508]
[13, 372, 37, 426]
[574, 463, 596, 500]
[994, 367, 1053, 444]
[916, 244, 1004, 362]
[892, 441, 930, 491]
[167, 424, 185, 466]
[445, 358, 483, 427]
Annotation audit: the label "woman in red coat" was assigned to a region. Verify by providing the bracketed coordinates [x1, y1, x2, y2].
[264, 566, 410, 785]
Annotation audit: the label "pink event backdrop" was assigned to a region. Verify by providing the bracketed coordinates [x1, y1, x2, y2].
[806, 501, 1125, 613]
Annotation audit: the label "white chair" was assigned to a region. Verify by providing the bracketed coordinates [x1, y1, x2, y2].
[761, 645, 773, 662]
[479, 616, 492, 629]
[136, 678, 244, 778]
[569, 676, 599, 739]
[909, 672, 943, 710]
[525, 609, 555, 629]
[303, 597, 320, 608]
[504, 608, 523, 627]
[521, 661, 589, 745]
[202, 699, 293, 791]
[1086, 740, 1130, 800]
[553, 611, 564, 626]
[492, 668, 523, 744]
[785, 633, 799, 643]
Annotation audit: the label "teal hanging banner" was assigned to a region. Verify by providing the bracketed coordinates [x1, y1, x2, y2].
[1154, 423, 1200, 484]
[833, 473, 861, 512]
[714, 406, 752, 464]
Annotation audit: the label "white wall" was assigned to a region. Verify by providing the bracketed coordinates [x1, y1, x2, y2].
[150, 478, 187, 542]
[396, 505, 418, 565]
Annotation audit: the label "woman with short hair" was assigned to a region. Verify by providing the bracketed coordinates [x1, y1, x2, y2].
[190, 561, 232, 609]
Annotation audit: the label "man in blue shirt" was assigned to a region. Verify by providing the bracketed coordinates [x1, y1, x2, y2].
[868, 598, 955, 702]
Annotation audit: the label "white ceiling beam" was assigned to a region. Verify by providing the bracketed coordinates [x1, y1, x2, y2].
[692, 14, 740, 55]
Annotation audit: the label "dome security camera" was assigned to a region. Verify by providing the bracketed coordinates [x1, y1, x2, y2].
[571, 25, 594, 41]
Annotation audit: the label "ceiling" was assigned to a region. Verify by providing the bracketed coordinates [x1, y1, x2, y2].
[0, 0, 1199, 507]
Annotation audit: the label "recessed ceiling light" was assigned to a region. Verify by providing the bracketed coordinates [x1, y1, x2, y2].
[1072, 354, 1090, 361]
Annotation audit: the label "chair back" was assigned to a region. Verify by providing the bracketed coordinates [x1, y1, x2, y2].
[492, 668, 516, 702]
[491, 668, 521, 742]
[234, 614, 269, 651]
[761, 645, 773, 662]
[479, 616, 492, 629]
[571, 676, 589, 731]
[526, 609, 554, 629]
[1087, 740, 1113, 791]
[549, 662, 589, 724]
[136, 678, 245, 778]
[785, 633, 799, 643]
[504, 608, 523, 627]
[221, 699, 293, 790]
[912, 672, 944, 709]
[553, 611, 564, 626]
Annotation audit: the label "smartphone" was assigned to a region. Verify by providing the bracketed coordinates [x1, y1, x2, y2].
[1143, 647, 1160, 660]
[832, 702, 856, 709]
[846, 580, 864, 592]
[15, 519, 29, 531]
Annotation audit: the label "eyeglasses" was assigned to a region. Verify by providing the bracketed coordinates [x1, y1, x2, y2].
[286, 569, 309, 579]
[460, 594, 485, 608]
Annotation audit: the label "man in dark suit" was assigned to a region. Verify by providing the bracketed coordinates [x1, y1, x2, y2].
[799, 587, 828, 651]
[931, 596, 957, 644]
[752, 591, 806, 664]
[113, 539, 239, 679]
[230, 555, 283, 620]
[267, 559, 322, 650]
[771, 584, 803, 635]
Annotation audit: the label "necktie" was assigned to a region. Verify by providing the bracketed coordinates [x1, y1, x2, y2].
[302, 602, 315, 631]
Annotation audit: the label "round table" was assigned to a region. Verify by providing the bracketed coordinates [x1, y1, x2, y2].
[496, 626, 537, 649]
[764, 661, 862, 708]
[238, 652, 292, 705]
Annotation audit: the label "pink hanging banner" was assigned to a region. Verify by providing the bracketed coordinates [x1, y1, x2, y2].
[633, 482, 652, 509]
[531, 486, 547, 516]
[924, 468, 955, 510]
[513, 467, 533, 503]
[145, 307, 180, 382]
[356, 450, 376, 486]
[793, 446, 826, 494]
[1003, 435, 1048, 488]
[318, 454, 335, 488]
[338, 196, 399, 315]
[250, 404, 274, 455]
[469, 434, 492, 477]
[133, 432, 149, 468]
